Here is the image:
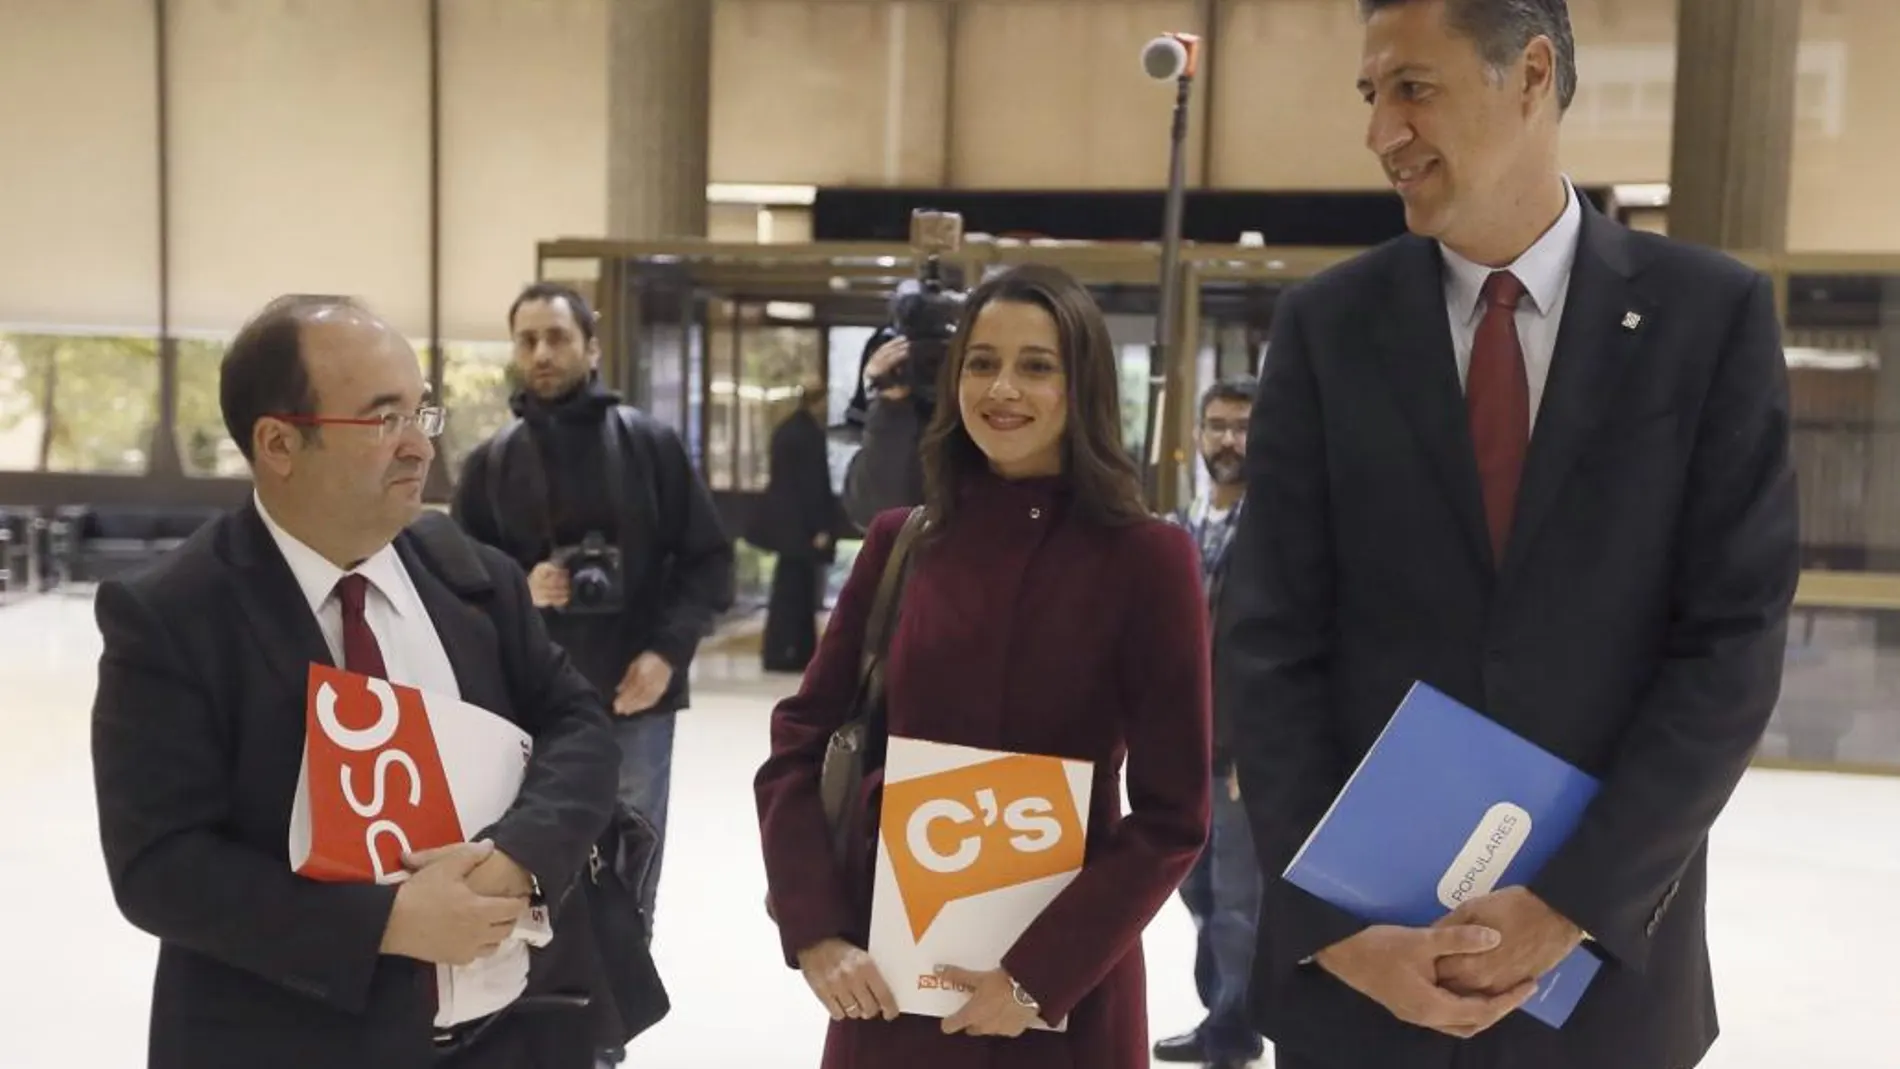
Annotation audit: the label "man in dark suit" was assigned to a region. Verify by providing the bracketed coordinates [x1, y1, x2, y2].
[1219, 2, 1800, 1068]
[755, 377, 840, 673]
[91, 294, 622, 1069]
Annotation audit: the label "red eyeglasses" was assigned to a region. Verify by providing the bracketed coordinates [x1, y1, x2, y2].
[269, 406, 446, 441]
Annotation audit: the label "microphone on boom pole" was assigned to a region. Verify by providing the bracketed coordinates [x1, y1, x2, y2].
[1138, 31, 1200, 510]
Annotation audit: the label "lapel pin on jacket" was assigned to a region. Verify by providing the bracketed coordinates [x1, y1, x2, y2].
[1621, 311, 1643, 331]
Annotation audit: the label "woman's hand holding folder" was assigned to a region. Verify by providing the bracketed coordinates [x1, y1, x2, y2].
[797, 938, 901, 1023]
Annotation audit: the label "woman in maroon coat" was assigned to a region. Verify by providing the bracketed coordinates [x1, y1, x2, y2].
[755, 263, 1213, 1069]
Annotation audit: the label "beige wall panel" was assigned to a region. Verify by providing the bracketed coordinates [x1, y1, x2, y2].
[1787, 0, 1900, 252]
[168, 0, 431, 337]
[949, 0, 1205, 190]
[0, 0, 159, 330]
[1211, 0, 1676, 190]
[441, 0, 608, 341]
[1209, 0, 1375, 188]
[892, 1, 952, 186]
[1549, 0, 1681, 186]
[711, 0, 948, 186]
[708, 202, 763, 241]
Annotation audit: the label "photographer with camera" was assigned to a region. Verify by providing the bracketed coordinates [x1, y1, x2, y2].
[452, 284, 734, 984]
[837, 211, 965, 530]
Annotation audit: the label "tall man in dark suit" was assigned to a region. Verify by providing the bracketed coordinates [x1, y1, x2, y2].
[91, 294, 622, 1069]
[1219, 2, 1800, 1068]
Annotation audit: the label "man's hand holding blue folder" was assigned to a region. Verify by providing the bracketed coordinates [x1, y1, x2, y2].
[1283, 681, 1605, 1031]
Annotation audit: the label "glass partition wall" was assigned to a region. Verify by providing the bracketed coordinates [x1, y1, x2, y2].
[545, 240, 1900, 776]
[4, 239, 1898, 775]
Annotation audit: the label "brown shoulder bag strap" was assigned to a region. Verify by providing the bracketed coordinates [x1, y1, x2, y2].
[857, 506, 928, 702]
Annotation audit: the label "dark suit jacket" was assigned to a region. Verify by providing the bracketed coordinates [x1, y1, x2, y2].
[91, 504, 622, 1069]
[754, 407, 840, 562]
[1219, 202, 1799, 1069]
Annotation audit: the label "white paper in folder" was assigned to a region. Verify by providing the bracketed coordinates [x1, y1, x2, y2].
[286, 662, 548, 1026]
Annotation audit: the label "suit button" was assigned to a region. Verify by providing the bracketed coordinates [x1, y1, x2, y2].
[1029, 508, 1042, 519]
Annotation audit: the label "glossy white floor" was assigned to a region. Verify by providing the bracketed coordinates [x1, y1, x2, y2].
[3, 591, 1896, 1069]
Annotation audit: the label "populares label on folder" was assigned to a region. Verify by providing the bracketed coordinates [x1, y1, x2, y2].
[867, 736, 1093, 1031]
[1282, 681, 1605, 1028]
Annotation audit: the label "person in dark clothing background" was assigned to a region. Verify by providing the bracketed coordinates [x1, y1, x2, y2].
[838, 283, 930, 529]
[1156, 377, 1262, 1069]
[753, 376, 839, 673]
[450, 282, 734, 1065]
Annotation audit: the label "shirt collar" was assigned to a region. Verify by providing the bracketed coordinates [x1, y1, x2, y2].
[1191, 492, 1242, 525]
[1440, 176, 1582, 322]
[254, 491, 411, 618]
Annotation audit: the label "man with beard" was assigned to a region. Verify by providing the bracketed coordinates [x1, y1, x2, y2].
[1156, 377, 1263, 1069]
[451, 282, 733, 1066]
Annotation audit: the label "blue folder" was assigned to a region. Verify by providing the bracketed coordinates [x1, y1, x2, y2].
[1282, 681, 1604, 1028]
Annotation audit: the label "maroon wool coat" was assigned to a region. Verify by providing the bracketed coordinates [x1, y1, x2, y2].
[755, 471, 1213, 1069]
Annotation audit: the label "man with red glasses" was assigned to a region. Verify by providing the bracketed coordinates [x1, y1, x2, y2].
[90, 294, 622, 1069]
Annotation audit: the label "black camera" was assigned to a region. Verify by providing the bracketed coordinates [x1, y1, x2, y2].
[870, 209, 965, 408]
[552, 531, 624, 615]
[891, 264, 964, 406]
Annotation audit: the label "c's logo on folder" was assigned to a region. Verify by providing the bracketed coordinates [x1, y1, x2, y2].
[1437, 802, 1533, 909]
[880, 754, 1086, 940]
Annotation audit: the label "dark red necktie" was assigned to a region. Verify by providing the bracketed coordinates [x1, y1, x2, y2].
[1467, 270, 1530, 561]
[334, 574, 436, 1014]
[335, 574, 387, 679]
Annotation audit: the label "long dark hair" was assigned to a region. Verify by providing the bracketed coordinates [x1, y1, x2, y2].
[919, 264, 1147, 533]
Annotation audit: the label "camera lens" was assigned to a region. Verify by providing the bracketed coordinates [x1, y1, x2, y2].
[574, 567, 608, 604]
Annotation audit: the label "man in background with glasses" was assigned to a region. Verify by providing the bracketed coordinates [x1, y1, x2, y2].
[90, 294, 622, 1069]
[1158, 377, 1265, 1069]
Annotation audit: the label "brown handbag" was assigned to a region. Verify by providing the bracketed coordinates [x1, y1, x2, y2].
[817, 506, 929, 865]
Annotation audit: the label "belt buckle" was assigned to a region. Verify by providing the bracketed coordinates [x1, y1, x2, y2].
[432, 1012, 495, 1054]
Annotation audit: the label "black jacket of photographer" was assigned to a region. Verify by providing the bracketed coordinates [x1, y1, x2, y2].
[839, 326, 929, 531]
[452, 375, 735, 715]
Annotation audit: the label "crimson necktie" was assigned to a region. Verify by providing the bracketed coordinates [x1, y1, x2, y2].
[334, 574, 387, 679]
[333, 575, 436, 1013]
[1467, 270, 1530, 561]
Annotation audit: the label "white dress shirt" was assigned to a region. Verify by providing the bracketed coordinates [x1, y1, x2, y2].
[1439, 177, 1583, 430]
[255, 493, 460, 701]
[255, 493, 533, 1029]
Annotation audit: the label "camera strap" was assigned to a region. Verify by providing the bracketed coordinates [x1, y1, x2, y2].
[483, 418, 557, 553]
[484, 406, 663, 559]
[609, 406, 664, 547]
[600, 409, 627, 529]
